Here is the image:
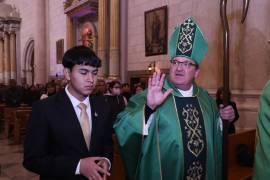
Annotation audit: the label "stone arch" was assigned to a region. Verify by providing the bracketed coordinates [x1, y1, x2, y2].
[23, 38, 34, 85]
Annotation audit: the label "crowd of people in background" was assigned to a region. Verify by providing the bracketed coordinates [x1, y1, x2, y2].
[0, 79, 241, 133]
[0, 78, 146, 109]
[0, 78, 242, 132]
[0, 79, 66, 107]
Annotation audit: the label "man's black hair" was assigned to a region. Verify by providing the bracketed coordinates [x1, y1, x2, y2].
[62, 46, 101, 70]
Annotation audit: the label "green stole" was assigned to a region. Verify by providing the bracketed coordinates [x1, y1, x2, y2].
[114, 79, 222, 180]
[174, 96, 207, 179]
[253, 80, 270, 180]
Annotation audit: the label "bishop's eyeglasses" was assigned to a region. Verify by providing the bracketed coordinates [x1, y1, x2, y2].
[171, 60, 198, 69]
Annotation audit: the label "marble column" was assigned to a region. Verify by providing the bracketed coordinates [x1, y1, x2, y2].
[33, 0, 46, 84]
[109, 0, 120, 79]
[66, 16, 74, 49]
[0, 34, 4, 84]
[97, 0, 107, 78]
[120, 0, 128, 82]
[9, 31, 16, 80]
[3, 32, 10, 84]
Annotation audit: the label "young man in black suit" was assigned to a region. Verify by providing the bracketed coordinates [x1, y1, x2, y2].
[23, 46, 113, 180]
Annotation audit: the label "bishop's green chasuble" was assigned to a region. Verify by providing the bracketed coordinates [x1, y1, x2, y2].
[114, 79, 222, 180]
[253, 80, 270, 180]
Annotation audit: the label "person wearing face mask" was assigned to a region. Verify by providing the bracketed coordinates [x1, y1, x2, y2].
[105, 81, 127, 125]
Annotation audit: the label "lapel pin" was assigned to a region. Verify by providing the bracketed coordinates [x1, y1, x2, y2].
[94, 112, 98, 117]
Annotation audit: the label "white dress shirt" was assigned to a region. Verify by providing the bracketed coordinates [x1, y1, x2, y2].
[65, 86, 92, 175]
[65, 86, 111, 175]
[65, 86, 92, 133]
[178, 85, 193, 97]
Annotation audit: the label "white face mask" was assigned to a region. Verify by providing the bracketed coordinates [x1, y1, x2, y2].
[112, 85, 121, 95]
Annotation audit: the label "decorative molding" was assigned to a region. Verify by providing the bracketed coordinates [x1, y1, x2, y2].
[0, 3, 21, 34]
[207, 88, 261, 98]
[0, 21, 20, 34]
[8, 23, 20, 33]
[3, 23, 9, 32]
[236, 103, 259, 112]
[208, 88, 260, 112]
[64, 0, 98, 17]
[63, 0, 74, 9]
[0, 3, 20, 19]
[64, 0, 98, 14]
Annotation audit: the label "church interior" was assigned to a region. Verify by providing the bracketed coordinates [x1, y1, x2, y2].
[0, 0, 269, 179]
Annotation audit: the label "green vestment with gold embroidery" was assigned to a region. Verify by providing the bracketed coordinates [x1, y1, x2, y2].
[114, 79, 222, 180]
[253, 80, 270, 180]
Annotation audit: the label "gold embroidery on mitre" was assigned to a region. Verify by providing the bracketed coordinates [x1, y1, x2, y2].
[177, 18, 195, 54]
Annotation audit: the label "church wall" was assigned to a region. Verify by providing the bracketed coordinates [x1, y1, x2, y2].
[33, 0, 47, 84]
[47, 0, 67, 78]
[4, 0, 35, 82]
[4, 0, 67, 83]
[127, 0, 270, 130]
[3, 0, 269, 129]
[17, 1, 35, 82]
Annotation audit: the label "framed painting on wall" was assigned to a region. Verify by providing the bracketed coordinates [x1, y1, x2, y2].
[145, 6, 168, 56]
[56, 39, 64, 64]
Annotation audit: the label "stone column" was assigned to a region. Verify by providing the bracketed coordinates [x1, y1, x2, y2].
[120, 0, 128, 82]
[3, 32, 10, 84]
[9, 31, 16, 80]
[97, 0, 107, 78]
[109, 0, 120, 79]
[66, 16, 74, 49]
[0, 33, 4, 84]
[33, 0, 46, 84]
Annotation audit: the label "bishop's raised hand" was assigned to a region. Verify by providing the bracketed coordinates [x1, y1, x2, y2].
[147, 72, 173, 110]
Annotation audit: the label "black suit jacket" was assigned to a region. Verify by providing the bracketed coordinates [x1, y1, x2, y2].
[23, 90, 113, 180]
